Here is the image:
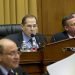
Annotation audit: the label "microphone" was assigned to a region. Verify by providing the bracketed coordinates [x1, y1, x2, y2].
[31, 34, 35, 37]
[31, 34, 38, 51]
[31, 34, 36, 44]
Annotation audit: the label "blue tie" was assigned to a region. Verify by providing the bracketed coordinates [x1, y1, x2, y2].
[8, 70, 15, 75]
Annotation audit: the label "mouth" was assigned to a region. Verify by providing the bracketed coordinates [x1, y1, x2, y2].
[13, 60, 20, 64]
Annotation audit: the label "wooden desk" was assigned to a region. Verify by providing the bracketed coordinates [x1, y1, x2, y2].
[20, 38, 75, 75]
[20, 52, 44, 75]
[43, 38, 74, 65]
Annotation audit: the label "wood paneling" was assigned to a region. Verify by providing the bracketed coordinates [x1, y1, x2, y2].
[20, 38, 74, 75]
[37, 0, 75, 36]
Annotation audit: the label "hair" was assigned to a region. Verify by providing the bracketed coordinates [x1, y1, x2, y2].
[62, 15, 74, 27]
[70, 13, 75, 16]
[0, 45, 4, 54]
[21, 15, 37, 25]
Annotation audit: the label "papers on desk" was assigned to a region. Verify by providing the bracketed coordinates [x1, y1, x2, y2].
[47, 53, 75, 75]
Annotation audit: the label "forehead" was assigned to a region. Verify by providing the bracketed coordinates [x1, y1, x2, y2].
[0, 39, 17, 52]
[26, 17, 36, 23]
[67, 17, 75, 23]
[4, 44, 18, 53]
[0, 39, 16, 46]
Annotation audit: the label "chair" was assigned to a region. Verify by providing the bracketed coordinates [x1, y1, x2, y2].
[0, 24, 22, 39]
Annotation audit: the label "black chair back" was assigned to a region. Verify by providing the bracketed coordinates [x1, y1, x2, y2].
[0, 24, 22, 38]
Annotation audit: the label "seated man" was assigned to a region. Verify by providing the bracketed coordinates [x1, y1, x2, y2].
[50, 15, 75, 42]
[6, 15, 47, 52]
[0, 38, 28, 75]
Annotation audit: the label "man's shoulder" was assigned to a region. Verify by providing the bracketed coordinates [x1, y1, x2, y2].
[14, 66, 28, 75]
[5, 32, 23, 47]
[5, 32, 22, 38]
[50, 31, 69, 42]
[0, 69, 4, 75]
[36, 33, 47, 43]
[52, 31, 68, 37]
[9, 32, 22, 36]
[36, 33, 47, 40]
[36, 33, 46, 37]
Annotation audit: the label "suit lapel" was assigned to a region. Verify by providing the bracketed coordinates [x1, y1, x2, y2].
[18, 32, 23, 41]
[0, 69, 4, 75]
[35, 34, 41, 47]
[63, 31, 69, 39]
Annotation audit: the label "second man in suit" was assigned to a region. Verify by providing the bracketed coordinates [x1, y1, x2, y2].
[50, 15, 75, 42]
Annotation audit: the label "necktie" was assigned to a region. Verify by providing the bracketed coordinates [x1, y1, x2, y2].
[30, 37, 38, 51]
[8, 70, 15, 75]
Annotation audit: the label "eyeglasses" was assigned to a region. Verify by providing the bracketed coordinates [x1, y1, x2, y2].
[3, 51, 22, 56]
[2, 47, 21, 56]
[68, 23, 75, 26]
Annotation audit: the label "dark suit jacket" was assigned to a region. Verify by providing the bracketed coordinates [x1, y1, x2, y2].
[50, 31, 69, 43]
[0, 66, 28, 75]
[6, 32, 47, 49]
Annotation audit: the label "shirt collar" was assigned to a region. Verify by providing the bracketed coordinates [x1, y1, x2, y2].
[22, 32, 31, 43]
[0, 65, 8, 75]
[68, 34, 75, 38]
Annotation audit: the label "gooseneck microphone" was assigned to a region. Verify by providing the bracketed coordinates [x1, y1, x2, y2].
[31, 34, 38, 51]
[31, 34, 35, 37]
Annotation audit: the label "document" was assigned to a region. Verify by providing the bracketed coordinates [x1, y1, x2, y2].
[47, 53, 75, 75]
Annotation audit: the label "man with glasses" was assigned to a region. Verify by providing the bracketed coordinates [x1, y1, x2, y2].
[50, 15, 75, 42]
[0, 38, 28, 75]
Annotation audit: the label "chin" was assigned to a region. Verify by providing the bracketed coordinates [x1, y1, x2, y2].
[12, 64, 19, 69]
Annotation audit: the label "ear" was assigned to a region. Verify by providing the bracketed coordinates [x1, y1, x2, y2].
[20, 24, 24, 31]
[64, 26, 69, 31]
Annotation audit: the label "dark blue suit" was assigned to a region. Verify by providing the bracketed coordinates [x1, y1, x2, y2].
[50, 31, 69, 42]
[0, 66, 28, 75]
[6, 32, 47, 49]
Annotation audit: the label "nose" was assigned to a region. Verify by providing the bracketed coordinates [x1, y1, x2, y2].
[14, 54, 20, 61]
[31, 26, 34, 30]
[14, 52, 21, 59]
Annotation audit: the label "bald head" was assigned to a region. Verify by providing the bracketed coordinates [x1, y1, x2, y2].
[0, 38, 17, 54]
[0, 38, 17, 45]
[0, 38, 20, 69]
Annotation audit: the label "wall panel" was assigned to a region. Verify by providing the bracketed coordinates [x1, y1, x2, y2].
[37, 0, 75, 36]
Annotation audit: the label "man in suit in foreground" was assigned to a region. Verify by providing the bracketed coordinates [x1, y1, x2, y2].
[50, 15, 75, 42]
[6, 15, 47, 51]
[0, 38, 28, 75]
